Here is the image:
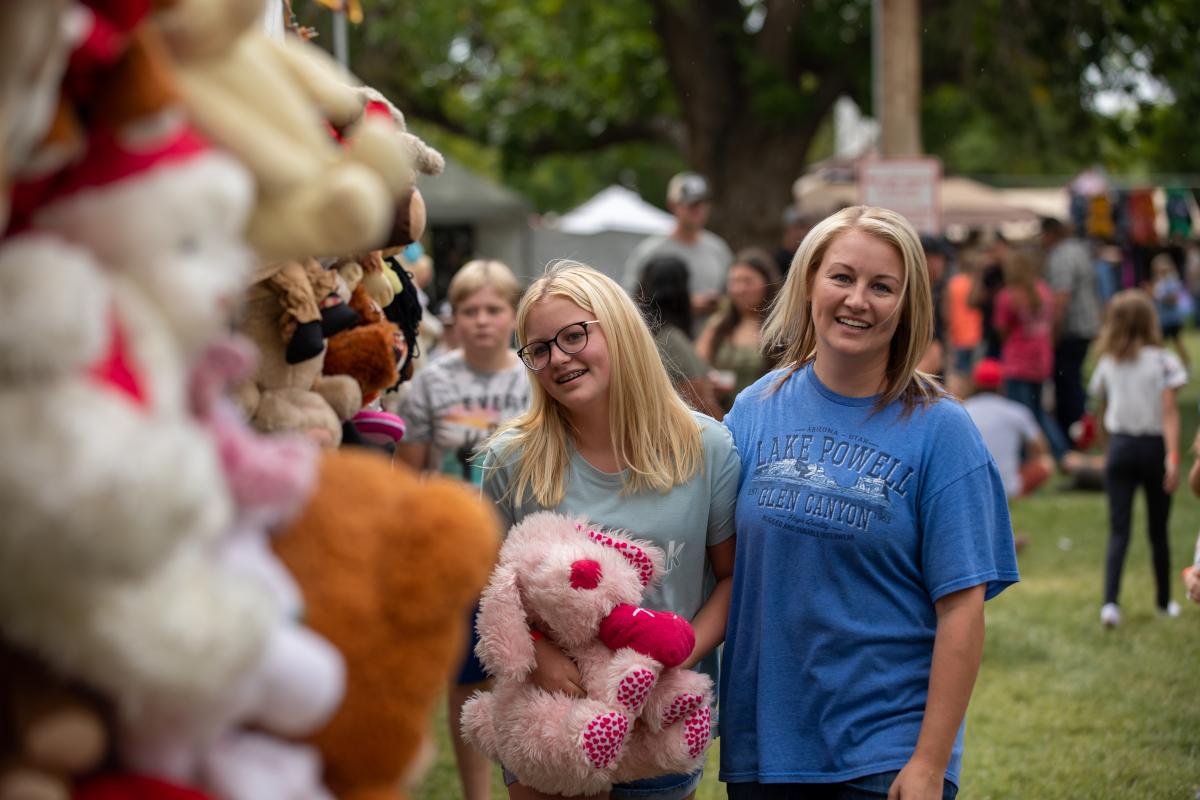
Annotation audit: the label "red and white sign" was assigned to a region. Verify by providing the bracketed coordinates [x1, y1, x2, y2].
[858, 157, 942, 234]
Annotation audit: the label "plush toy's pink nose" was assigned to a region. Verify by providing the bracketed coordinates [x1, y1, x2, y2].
[569, 559, 603, 590]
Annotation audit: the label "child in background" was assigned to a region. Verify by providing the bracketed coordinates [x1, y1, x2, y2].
[1150, 252, 1191, 368]
[1089, 289, 1188, 627]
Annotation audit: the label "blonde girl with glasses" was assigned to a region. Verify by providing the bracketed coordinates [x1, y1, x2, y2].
[480, 261, 739, 800]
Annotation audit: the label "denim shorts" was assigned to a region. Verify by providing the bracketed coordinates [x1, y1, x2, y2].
[502, 768, 703, 800]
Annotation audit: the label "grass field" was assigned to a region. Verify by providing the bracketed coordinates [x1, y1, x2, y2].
[414, 333, 1200, 800]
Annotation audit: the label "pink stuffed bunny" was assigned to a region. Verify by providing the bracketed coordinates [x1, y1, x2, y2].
[461, 512, 713, 797]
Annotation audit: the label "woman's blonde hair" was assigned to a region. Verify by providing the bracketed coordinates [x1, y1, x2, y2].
[1095, 288, 1161, 361]
[763, 205, 942, 412]
[448, 259, 521, 311]
[488, 261, 703, 507]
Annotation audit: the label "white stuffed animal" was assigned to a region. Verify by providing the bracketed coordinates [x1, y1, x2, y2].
[31, 111, 345, 799]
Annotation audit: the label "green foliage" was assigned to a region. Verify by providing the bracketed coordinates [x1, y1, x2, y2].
[319, 1, 1200, 221]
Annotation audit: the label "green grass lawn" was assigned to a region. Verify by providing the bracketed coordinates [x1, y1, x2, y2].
[415, 333, 1200, 800]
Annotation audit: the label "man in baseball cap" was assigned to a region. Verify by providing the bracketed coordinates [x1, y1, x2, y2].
[624, 171, 733, 329]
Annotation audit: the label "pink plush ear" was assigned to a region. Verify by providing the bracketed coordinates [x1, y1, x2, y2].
[474, 561, 535, 681]
[585, 529, 657, 588]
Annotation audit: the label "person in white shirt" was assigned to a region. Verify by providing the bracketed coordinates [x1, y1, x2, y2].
[623, 173, 733, 331]
[1088, 289, 1188, 627]
[963, 358, 1053, 500]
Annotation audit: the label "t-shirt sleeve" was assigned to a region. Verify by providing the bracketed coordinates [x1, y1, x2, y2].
[1162, 350, 1188, 390]
[703, 422, 740, 547]
[398, 369, 436, 444]
[1015, 404, 1042, 444]
[479, 444, 516, 534]
[919, 416, 1020, 602]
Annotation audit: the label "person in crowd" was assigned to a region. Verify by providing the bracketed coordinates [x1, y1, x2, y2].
[1149, 251, 1191, 368]
[636, 254, 724, 418]
[968, 233, 1009, 360]
[774, 205, 818, 276]
[623, 172, 734, 329]
[719, 205, 1018, 799]
[1088, 289, 1186, 628]
[993, 248, 1072, 461]
[481, 261, 738, 800]
[696, 247, 781, 411]
[1043, 217, 1102, 440]
[943, 248, 983, 399]
[963, 358, 1054, 502]
[397, 258, 531, 800]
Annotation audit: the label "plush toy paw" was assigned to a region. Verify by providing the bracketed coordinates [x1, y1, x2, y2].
[681, 706, 712, 760]
[598, 605, 695, 668]
[578, 711, 629, 771]
[658, 691, 706, 728]
[614, 667, 656, 714]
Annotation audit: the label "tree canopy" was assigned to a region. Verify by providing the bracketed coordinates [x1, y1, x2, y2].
[317, 0, 1200, 247]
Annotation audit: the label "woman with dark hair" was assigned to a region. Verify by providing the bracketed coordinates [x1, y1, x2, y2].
[697, 247, 781, 411]
[637, 255, 723, 418]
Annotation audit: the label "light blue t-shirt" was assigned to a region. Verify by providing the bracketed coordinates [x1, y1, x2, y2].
[480, 411, 739, 686]
[719, 366, 1019, 787]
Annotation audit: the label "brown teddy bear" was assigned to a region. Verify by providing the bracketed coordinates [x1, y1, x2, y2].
[234, 259, 363, 446]
[272, 450, 500, 800]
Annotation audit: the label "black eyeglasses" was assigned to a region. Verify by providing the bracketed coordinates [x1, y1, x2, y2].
[517, 320, 600, 371]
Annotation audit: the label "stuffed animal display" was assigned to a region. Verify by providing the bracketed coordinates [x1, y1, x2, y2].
[462, 512, 715, 797]
[0, 2, 498, 799]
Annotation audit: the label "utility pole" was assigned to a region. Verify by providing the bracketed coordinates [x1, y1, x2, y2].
[873, 0, 922, 156]
[332, 10, 349, 66]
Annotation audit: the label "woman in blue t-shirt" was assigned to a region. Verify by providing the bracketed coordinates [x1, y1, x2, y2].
[719, 206, 1020, 800]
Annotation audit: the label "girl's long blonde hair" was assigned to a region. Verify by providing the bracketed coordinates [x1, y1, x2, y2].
[1094, 289, 1161, 361]
[488, 261, 703, 507]
[763, 205, 942, 412]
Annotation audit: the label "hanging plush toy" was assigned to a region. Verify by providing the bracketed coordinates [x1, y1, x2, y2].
[462, 513, 714, 797]
[234, 258, 363, 446]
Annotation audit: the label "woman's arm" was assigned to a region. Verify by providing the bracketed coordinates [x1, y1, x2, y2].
[888, 583, 985, 800]
[679, 535, 735, 670]
[1163, 386, 1181, 493]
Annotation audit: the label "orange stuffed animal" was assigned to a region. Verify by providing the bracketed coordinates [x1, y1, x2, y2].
[272, 449, 500, 800]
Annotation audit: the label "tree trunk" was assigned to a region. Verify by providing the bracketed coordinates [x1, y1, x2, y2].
[700, 126, 815, 252]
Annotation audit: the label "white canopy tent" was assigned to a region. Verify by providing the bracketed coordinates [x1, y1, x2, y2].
[557, 185, 675, 236]
[532, 186, 675, 283]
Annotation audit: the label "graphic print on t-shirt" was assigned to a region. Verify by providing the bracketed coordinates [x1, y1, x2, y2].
[746, 425, 914, 538]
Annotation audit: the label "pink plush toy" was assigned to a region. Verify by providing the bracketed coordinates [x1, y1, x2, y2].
[461, 512, 713, 797]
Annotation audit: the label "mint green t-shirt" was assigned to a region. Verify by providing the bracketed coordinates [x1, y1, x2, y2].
[480, 411, 739, 685]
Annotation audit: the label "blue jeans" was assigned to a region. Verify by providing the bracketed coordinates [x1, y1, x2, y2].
[1004, 379, 1070, 459]
[726, 771, 959, 799]
[502, 768, 702, 800]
